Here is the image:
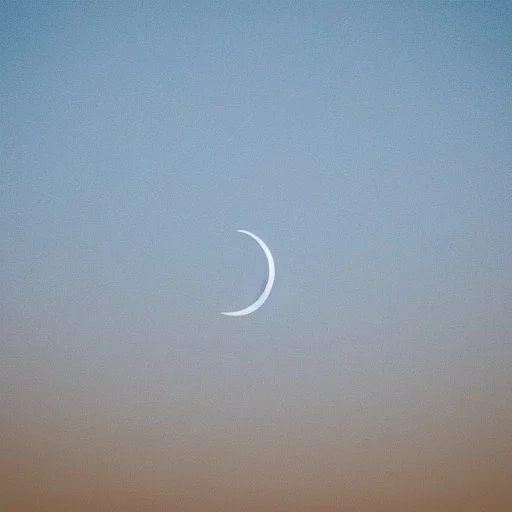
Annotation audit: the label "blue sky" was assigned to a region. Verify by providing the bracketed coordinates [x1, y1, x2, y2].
[1, 2, 511, 510]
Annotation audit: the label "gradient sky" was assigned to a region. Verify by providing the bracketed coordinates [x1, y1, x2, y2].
[1, 2, 511, 510]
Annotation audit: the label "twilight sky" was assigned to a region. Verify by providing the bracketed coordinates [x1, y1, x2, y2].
[1, 1, 511, 510]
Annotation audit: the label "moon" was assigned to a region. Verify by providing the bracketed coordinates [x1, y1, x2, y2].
[221, 230, 275, 317]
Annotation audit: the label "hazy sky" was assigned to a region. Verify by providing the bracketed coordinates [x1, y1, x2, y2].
[2, 2, 511, 510]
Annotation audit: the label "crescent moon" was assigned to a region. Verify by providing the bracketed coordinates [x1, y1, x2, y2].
[221, 230, 275, 317]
